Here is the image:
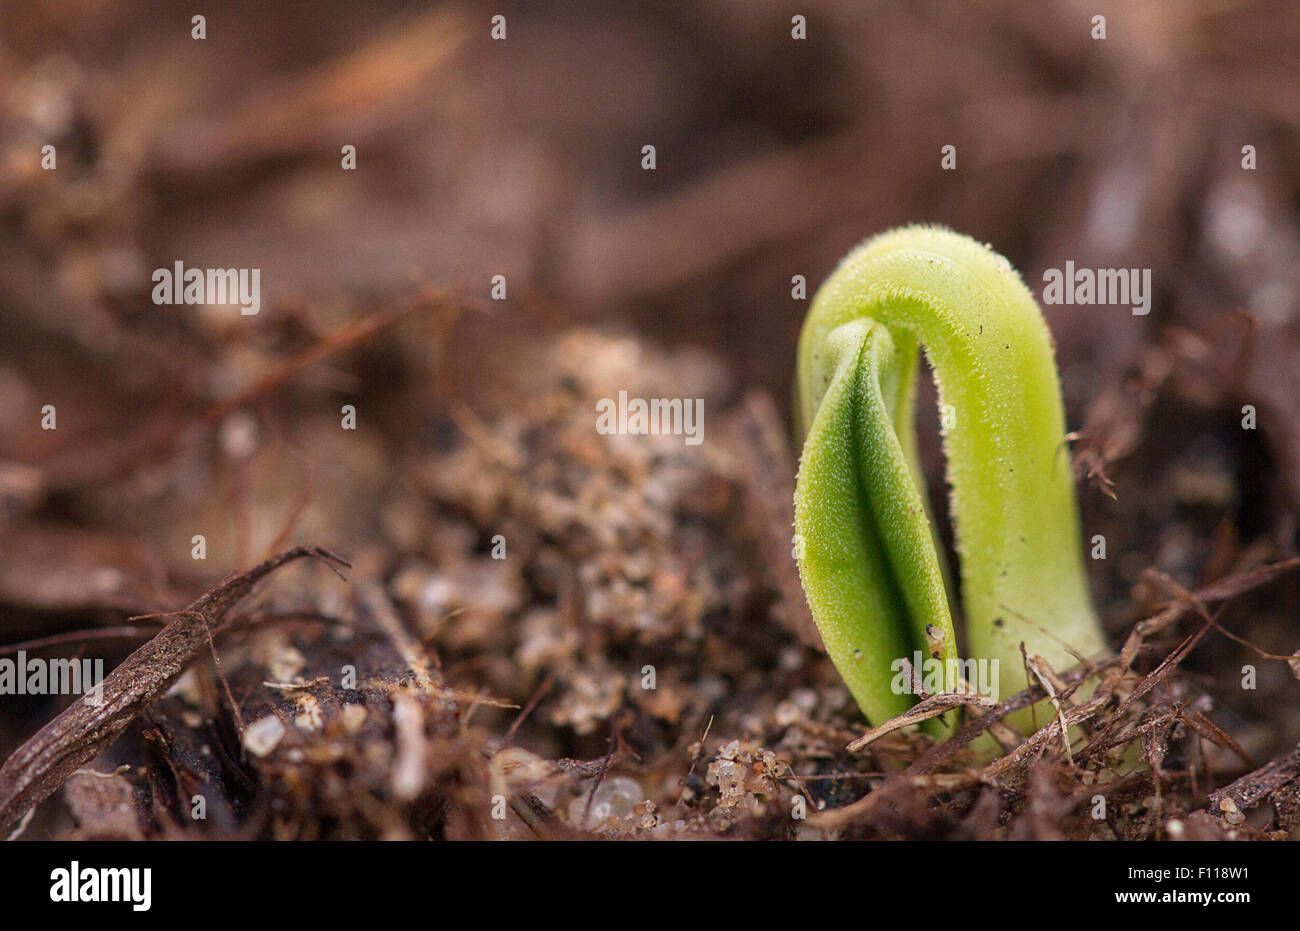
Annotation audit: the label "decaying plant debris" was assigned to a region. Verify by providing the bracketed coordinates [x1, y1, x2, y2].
[1, 1, 1298, 840]
[0, 545, 349, 833]
[0, 322, 1297, 841]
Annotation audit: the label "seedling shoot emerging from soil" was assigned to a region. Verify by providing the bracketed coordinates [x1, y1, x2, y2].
[794, 226, 1109, 730]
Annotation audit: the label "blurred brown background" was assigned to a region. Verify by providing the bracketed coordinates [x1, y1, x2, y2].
[2, 4, 1296, 378]
[3, 0, 1298, 586]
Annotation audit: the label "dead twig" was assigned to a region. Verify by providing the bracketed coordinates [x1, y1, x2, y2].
[808, 772, 984, 831]
[0, 544, 349, 831]
[1207, 742, 1300, 816]
[847, 691, 996, 754]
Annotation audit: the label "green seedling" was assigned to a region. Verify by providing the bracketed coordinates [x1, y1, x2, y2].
[794, 225, 1108, 731]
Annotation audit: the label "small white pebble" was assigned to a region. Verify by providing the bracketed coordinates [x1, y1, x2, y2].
[243, 715, 285, 758]
[339, 703, 368, 734]
[1219, 797, 1245, 825]
[293, 694, 323, 733]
